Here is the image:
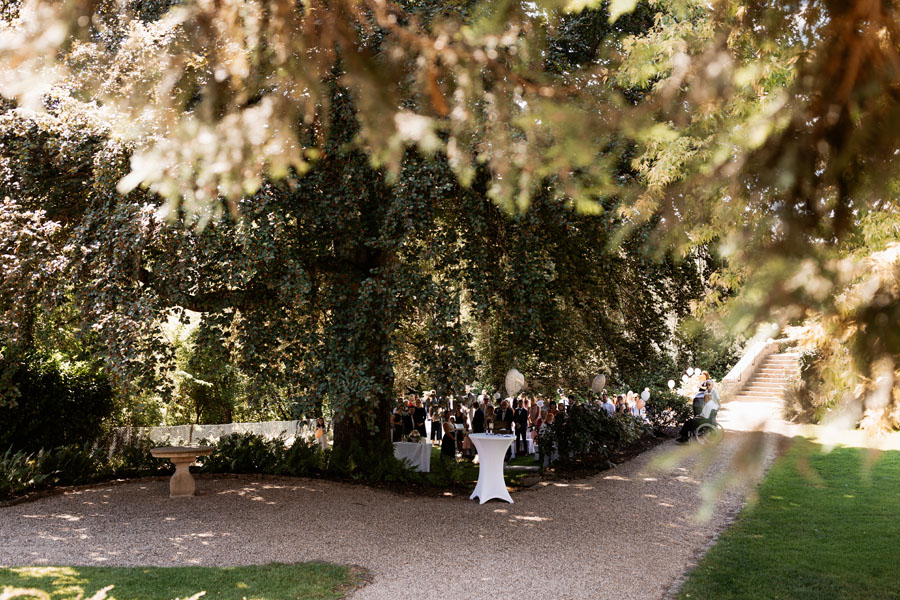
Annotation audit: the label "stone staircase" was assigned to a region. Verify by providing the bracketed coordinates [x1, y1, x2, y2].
[731, 352, 800, 403]
[718, 352, 800, 432]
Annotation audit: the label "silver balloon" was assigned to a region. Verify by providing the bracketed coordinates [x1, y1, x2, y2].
[591, 374, 607, 393]
[641, 390, 650, 401]
[505, 369, 525, 397]
[668, 380, 676, 389]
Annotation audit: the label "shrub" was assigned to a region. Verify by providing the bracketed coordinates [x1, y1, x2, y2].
[0, 430, 167, 500]
[35, 445, 105, 486]
[280, 438, 328, 476]
[199, 433, 286, 474]
[0, 358, 114, 453]
[538, 404, 652, 467]
[0, 447, 51, 498]
[326, 440, 418, 484]
[644, 390, 692, 433]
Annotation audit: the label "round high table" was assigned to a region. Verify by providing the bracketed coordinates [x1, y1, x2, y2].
[468, 433, 515, 504]
[150, 446, 213, 497]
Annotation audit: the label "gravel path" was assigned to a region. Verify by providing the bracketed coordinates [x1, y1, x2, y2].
[0, 431, 779, 599]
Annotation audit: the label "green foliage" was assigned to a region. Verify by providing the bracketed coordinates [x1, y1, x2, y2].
[538, 403, 651, 467]
[0, 432, 167, 500]
[644, 389, 692, 432]
[281, 438, 330, 477]
[674, 318, 743, 381]
[169, 327, 249, 425]
[200, 432, 426, 484]
[679, 439, 900, 600]
[0, 447, 51, 498]
[0, 563, 363, 600]
[34, 444, 103, 487]
[0, 356, 114, 453]
[199, 433, 287, 475]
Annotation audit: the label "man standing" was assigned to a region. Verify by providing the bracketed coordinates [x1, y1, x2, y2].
[496, 399, 515, 461]
[472, 400, 485, 434]
[601, 392, 616, 416]
[413, 396, 427, 437]
[514, 399, 529, 456]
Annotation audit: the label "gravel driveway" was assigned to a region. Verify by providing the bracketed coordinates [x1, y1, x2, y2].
[0, 431, 779, 599]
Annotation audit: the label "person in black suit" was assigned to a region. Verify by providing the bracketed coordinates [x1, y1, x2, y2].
[401, 404, 415, 436]
[496, 399, 515, 461]
[514, 398, 529, 455]
[472, 402, 485, 434]
[496, 400, 514, 433]
[413, 397, 427, 437]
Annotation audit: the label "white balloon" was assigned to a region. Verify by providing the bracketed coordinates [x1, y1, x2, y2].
[641, 390, 650, 401]
[505, 369, 525, 397]
[591, 374, 607, 393]
[686, 367, 694, 376]
[682, 374, 689, 382]
[692, 367, 699, 375]
[667, 380, 676, 389]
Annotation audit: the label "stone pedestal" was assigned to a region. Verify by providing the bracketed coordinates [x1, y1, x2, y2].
[150, 446, 213, 497]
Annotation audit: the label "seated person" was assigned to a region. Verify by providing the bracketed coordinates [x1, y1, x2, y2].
[692, 387, 706, 416]
[677, 381, 719, 442]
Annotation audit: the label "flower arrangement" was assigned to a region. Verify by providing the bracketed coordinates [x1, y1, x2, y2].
[407, 430, 423, 443]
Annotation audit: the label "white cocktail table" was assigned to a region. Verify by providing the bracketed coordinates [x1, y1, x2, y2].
[150, 446, 213, 497]
[468, 433, 515, 504]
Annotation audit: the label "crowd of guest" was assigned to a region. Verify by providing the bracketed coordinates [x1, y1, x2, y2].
[389, 385, 661, 461]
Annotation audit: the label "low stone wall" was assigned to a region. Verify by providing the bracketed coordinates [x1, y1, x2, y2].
[119, 419, 323, 446]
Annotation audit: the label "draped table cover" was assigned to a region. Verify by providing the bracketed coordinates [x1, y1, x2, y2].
[393, 441, 431, 473]
[510, 436, 536, 458]
[468, 433, 515, 504]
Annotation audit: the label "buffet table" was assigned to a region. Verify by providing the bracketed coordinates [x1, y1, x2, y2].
[393, 441, 431, 473]
[468, 433, 515, 504]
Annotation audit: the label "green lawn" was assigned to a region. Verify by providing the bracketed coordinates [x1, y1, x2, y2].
[0, 562, 364, 600]
[679, 438, 900, 600]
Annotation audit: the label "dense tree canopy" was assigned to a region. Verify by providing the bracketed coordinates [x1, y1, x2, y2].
[2, 0, 899, 439]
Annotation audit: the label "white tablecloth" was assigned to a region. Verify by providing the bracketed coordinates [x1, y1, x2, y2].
[468, 433, 515, 504]
[510, 436, 536, 458]
[393, 442, 431, 473]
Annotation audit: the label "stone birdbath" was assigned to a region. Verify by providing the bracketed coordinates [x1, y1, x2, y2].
[150, 446, 213, 497]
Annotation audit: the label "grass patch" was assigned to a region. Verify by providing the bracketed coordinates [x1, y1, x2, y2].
[426, 446, 539, 488]
[0, 562, 365, 600]
[679, 437, 900, 600]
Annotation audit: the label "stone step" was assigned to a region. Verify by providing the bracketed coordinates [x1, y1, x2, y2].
[740, 390, 784, 397]
[732, 395, 784, 403]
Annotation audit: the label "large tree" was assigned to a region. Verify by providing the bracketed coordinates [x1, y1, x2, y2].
[7, 0, 897, 435]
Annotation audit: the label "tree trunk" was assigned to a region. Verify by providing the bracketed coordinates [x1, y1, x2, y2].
[328, 248, 396, 470]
